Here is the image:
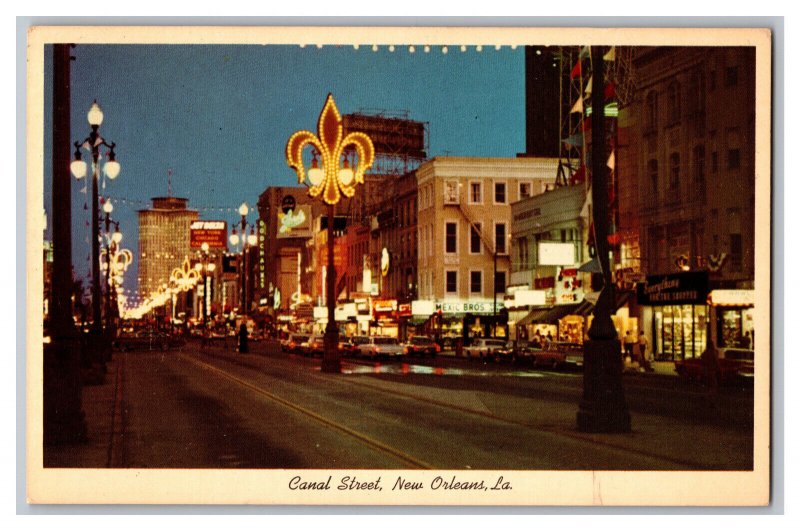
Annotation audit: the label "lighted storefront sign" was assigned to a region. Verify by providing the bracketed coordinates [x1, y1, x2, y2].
[411, 300, 435, 316]
[373, 299, 397, 312]
[707, 289, 755, 307]
[190, 220, 228, 249]
[538, 242, 577, 266]
[435, 300, 503, 314]
[637, 271, 709, 306]
[277, 204, 312, 238]
[506, 290, 547, 308]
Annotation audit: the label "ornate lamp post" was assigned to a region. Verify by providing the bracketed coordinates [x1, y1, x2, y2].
[229, 202, 259, 319]
[195, 242, 216, 334]
[171, 256, 202, 322]
[286, 94, 375, 373]
[576, 46, 631, 433]
[70, 101, 121, 353]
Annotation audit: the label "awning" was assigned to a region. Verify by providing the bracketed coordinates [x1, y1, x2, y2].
[516, 306, 552, 327]
[541, 303, 581, 323]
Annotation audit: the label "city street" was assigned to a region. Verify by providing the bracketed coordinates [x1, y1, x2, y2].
[44, 340, 754, 471]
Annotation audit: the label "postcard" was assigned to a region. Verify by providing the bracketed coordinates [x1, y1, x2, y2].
[26, 25, 772, 506]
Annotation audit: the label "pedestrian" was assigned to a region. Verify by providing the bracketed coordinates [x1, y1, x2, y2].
[638, 331, 652, 372]
[624, 330, 636, 364]
[238, 322, 249, 354]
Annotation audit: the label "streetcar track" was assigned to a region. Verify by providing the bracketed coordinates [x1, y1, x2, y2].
[188, 348, 723, 470]
[178, 353, 434, 470]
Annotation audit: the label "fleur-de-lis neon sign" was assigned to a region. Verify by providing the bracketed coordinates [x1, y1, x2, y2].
[286, 94, 375, 205]
[170, 256, 201, 292]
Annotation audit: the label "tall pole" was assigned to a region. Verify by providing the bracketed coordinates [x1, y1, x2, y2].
[241, 215, 247, 317]
[45, 43, 86, 444]
[322, 203, 340, 372]
[90, 145, 102, 336]
[576, 46, 631, 433]
[493, 250, 498, 337]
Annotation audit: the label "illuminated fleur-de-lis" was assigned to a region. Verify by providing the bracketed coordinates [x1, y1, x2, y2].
[170, 256, 201, 291]
[286, 93, 375, 205]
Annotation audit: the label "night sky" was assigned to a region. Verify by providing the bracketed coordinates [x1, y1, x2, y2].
[43, 43, 526, 299]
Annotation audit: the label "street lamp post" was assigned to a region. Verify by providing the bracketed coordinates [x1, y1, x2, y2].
[576, 46, 631, 433]
[101, 201, 122, 334]
[286, 94, 375, 373]
[195, 242, 216, 336]
[71, 101, 121, 358]
[229, 202, 259, 319]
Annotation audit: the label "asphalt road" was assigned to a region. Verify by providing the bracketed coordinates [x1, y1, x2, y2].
[114, 340, 754, 470]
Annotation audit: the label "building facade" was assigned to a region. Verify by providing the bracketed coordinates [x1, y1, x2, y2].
[137, 196, 198, 299]
[622, 46, 757, 360]
[415, 156, 559, 339]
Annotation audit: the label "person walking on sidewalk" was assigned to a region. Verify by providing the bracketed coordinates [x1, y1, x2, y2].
[624, 330, 636, 364]
[638, 331, 652, 372]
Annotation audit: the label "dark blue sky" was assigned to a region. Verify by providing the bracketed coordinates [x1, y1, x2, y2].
[44, 43, 526, 297]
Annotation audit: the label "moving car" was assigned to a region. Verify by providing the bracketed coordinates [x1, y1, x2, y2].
[674, 348, 754, 385]
[114, 330, 185, 352]
[533, 342, 584, 370]
[404, 336, 440, 357]
[463, 338, 508, 360]
[357, 336, 406, 359]
[301, 335, 325, 356]
[281, 333, 310, 354]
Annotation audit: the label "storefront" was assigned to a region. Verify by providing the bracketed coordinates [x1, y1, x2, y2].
[708, 289, 755, 349]
[637, 271, 709, 361]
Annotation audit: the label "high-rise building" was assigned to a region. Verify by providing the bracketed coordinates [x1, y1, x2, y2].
[137, 196, 198, 298]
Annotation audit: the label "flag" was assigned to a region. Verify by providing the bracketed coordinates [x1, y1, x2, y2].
[570, 97, 583, 114]
[580, 46, 591, 59]
[570, 165, 586, 184]
[607, 151, 616, 171]
[584, 76, 593, 96]
[603, 46, 616, 61]
[604, 81, 616, 100]
[570, 59, 582, 79]
[562, 133, 584, 147]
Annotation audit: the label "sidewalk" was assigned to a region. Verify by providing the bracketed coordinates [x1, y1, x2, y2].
[43, 357, 124, 468]
[438, 349, 679, 377]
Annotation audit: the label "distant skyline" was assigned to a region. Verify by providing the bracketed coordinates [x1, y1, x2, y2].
[43, 43, 528, 297]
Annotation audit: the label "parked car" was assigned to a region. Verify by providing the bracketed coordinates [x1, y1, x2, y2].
[114, 330, 185, 352]
[281, 333, 310, 354]
[674, 348, 754, 385]
[357, 336, 406, 359]
[533, 342, 584, 370]
[508, 340, 540, 364]
[337, 337, 360, 356]
[463, 338, 508, 360]
[404, 336, 440, 357]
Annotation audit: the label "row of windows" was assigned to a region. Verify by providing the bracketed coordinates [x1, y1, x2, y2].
[445, 221, 507, 254]
[645, 146, 742, 203]
[644, 65, 741, 132]
[444, 269, 507, 295]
